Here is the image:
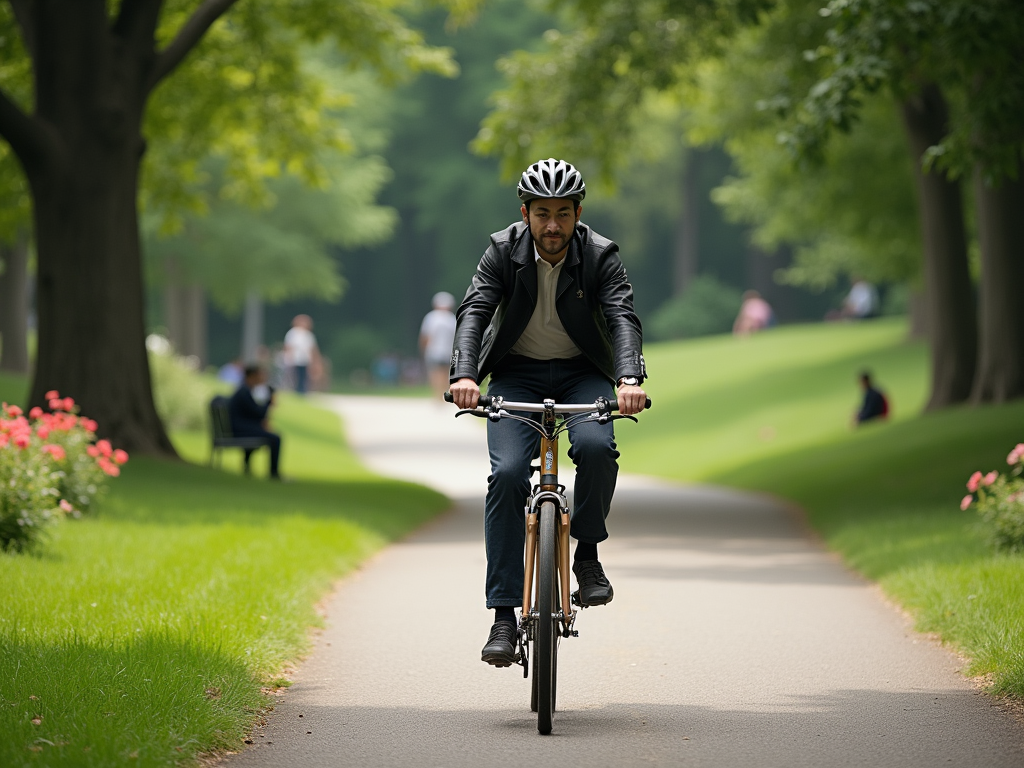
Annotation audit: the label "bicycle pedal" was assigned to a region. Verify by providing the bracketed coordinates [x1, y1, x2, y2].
[571, 590, 584, 608]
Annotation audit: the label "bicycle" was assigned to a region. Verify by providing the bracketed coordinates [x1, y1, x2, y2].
[445, 392, 650, 734]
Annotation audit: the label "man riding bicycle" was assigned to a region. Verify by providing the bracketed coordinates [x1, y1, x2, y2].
[448, 158, 648, 667]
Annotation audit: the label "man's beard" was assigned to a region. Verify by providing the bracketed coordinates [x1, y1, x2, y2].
[534, 229, 569, 256]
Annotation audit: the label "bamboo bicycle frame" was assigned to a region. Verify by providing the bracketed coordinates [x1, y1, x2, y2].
[521, 410, 575, 632]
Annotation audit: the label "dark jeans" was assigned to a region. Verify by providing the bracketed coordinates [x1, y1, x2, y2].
[293, 365, 308, 394]
[237, 428, 281, 478]
[484, 355, 619, 608]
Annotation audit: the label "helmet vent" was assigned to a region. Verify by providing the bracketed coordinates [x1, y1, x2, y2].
[517, 158, 586, 203]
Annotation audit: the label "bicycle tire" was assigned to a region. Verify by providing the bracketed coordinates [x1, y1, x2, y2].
[535, 500, 558, 734]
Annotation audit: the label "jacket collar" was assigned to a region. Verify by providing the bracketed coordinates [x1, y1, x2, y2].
[511, 222, 534, 265]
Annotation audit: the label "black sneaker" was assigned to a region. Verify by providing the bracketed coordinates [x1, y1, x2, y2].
[572, 559, 614, 606]
[481, 621, 518, 667]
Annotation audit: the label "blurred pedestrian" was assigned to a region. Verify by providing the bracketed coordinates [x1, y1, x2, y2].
[733, 290, 774, 336]
[853, 370, 889, 426]
[284, 314, 321, 394]
[217, 358, 244, 387]
[228, 365, 282, 479]
[829, 277, 879, 321]
[420, 291, 457, 397]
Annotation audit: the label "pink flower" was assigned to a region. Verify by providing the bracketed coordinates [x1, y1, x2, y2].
[28, 407, 43, 420]
[5, 404, 22, 417]
[0, 434, 8, 447]
[960, 495, 973, 511]
[112, 449, 129, 465]
[41, 444, 66, 461]
[97, 458, 120, 477]
[48, 398, 63, 411]
[983, 471, 998, 486]
[36, 426, 50, 440]
[14, 434, 30, 449]
[59, 499, 73, 513]
[86, 445, 100, 458]
[967, 471, 983, 492]
[61, 397, 75, 412]
[44, 390, 59, 401]
[80, 418, 98, 433]
[96, 439, 112, 458]
[1009, 450, 1020, 465]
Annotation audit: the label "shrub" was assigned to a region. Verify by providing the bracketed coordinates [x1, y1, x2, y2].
[148, 334, 219, 431]
[961, 442, 1024, 552]
[0, 396, 128, 552]
[329, 325, 390, 377]
[649, 275, 743, 341]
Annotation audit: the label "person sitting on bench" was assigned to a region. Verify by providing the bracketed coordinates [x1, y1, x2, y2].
[229, 365, 282, 479]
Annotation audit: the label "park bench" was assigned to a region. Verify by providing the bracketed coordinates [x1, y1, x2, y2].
[208, 395, 273, 475]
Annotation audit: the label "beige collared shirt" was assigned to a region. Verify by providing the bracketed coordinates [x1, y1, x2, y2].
[510, 245, 582, 360]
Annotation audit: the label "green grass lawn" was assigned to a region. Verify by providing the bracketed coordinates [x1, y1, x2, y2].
[618, 318, 1024, 698]
[0, 379, 448, 767]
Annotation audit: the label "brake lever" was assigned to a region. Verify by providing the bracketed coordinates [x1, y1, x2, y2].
[455, 409, 490, 419]
[598, 413, 638, 425]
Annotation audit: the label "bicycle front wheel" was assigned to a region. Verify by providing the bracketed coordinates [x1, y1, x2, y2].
[534, 500, 558, 734]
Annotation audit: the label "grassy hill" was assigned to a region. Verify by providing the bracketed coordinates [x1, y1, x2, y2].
[616, 318, 928, 478]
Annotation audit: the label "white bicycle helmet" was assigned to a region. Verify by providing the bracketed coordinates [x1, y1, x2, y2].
[517, 158, 586, 203]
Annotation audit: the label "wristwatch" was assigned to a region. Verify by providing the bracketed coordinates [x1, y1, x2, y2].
[618, 376, 639, 387]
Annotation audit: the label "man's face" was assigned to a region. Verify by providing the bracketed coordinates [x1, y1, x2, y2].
[522, 198, 581, 261]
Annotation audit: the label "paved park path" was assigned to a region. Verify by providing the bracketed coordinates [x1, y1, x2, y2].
[222, 395, 1024, 767]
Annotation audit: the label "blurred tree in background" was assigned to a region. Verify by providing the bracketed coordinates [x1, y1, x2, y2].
[0, 0, 471, 453]
[475, 0, 1024, 410]
[250, 0, 559, 379]
[144, 64, 398, 367]
[5, 0, 1019, 425]
[251, 0, 835, 384]
[0, 30, 30, 375]
[789, 0, 1024, 404]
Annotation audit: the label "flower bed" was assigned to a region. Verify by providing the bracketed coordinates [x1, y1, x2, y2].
[0, 392, 128, 552]
[961, 442, 1024, 552]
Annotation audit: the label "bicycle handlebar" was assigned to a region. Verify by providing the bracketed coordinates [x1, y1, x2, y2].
[443, 392, 652, 413]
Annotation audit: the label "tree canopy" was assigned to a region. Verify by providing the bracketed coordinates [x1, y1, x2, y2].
[0, 0, 477, 452]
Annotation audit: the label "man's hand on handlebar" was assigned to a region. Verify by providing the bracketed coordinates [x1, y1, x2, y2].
[449, 377, 481, 410]
[617, 384, 648, 416]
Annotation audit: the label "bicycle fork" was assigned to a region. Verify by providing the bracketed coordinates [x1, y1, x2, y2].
[518, 431, 577, 677]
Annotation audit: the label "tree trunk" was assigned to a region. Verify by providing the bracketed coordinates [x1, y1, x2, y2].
[241, 290, 264, 364]
[0, 231, 31, 374]
[970, 162, 1024, 403]
[899, 85, 976, 410]
[907, 288, 928, 340]
[163, 257, 208, 366]
[673, 149, 700, 296]
[22, 2, 175, 455]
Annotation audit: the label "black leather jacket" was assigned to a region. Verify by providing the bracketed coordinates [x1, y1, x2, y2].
[450, 221, 646, 385]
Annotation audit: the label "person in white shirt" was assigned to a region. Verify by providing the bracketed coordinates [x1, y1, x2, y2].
[283, 314, 320, 394]
[842, 278, 880, 319]
[420, 292, 458, 398]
